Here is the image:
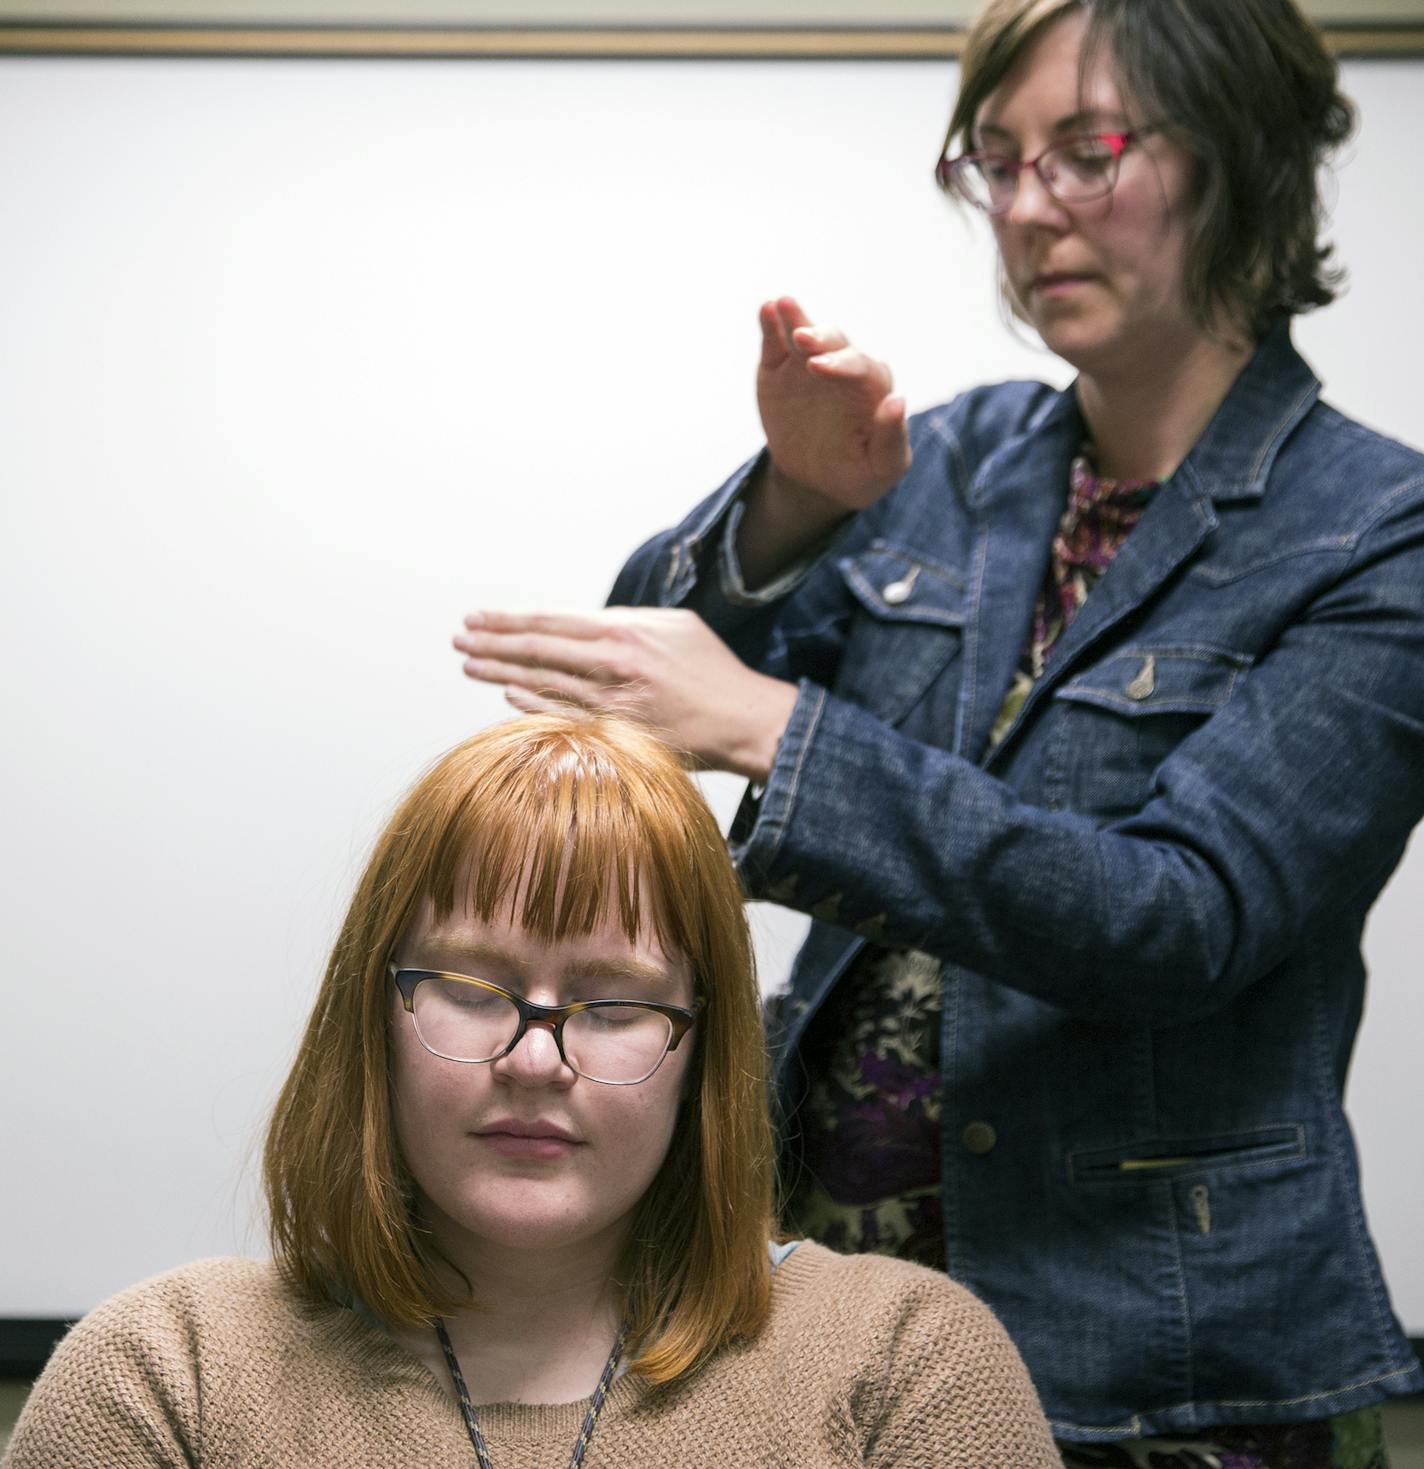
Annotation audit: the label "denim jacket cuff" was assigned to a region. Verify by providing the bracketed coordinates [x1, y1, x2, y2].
[655, 452, 763, 606]
[717, 496, 837, 607]
[728, 678, 828, 891]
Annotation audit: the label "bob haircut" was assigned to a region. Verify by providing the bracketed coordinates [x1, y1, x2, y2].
[944, 0, 1355, 343]
[264, 712, 774, 1384]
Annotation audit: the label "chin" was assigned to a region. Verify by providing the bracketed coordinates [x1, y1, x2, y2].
[450, 1188, 634, 1256]
[1035, 319, 1130, 375]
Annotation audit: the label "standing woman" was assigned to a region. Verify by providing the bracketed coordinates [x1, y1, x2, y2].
[454, 0, 1424, 1460]
[4, 713, 1058, 1468]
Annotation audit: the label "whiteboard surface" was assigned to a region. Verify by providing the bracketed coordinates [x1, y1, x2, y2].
[1, 54, 1420, 1331]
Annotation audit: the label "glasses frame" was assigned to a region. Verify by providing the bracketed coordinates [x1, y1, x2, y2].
[935, 129, 1155, 215]
[389, 965, 701, 1086]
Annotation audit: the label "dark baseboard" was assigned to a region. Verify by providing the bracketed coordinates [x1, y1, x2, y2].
[1, 1320, 73, 1379]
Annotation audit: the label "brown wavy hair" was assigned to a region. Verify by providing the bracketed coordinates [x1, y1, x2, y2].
[944, 0, 1356, 341]
[263, 712, 773, 1384]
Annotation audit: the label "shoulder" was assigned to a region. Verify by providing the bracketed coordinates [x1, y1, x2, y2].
[772, 1241, 1012, 1343]
[1278, 399, 1424, 525]
[6, 1259, 294, 1467]
[65, 1256, 291, 1347]
[29, 1258, 307, 1401]
[766, 1245, 1059, 1466]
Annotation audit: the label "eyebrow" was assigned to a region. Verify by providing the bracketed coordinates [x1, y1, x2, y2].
[975, 108, 1129, 145]
[407, 940, 673, 989]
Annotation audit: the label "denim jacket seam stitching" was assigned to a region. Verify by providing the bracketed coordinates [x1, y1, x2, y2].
[1097, 645, 1253, 666]
[1049, 1361, 1421, 1436]
[1055, 689, 1233, 715]
[1306, 950, 1401, 1351]
[920, 412, 970, 488]
[1162, 1361, 1423, 1412]
[957, 515, 994, 753]
[1191, 542, 1353, 585]
[841, 569, 965, 628]
[1243, 379, 1319, 491]
[1163, 1179, 1196, 1406]
[1348, 471, 1424, 547]
[857, 540, 967, 589]
[759, 683, 827, 867]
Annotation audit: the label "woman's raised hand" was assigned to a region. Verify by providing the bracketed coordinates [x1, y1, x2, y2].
[757, 295, 911, 513]
[454, 607, 798, 784]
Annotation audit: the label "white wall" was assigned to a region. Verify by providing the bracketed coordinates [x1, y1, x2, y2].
[1, 53, 1420, 1329]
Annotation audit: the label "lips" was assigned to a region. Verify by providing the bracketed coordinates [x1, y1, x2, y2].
[473, 1117, 582, 1160]
[475, 1117, 579, 1143]
[1031, 270, 1098, 296]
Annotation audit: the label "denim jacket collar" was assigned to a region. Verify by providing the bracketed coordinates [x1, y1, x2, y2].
[959, 323, 1320, 763]
[1173, 319, 1321, 504]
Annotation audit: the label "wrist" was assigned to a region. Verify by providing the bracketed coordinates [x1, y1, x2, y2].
[761, 461, 851, 538]
[721, 675, 798, 784]
[736, 461, 849, 590]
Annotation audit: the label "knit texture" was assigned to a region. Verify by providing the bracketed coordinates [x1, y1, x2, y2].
[5, 1242, 1059, 1468]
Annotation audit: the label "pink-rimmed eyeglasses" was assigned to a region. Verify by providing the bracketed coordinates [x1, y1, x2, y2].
[936, 129, 1157, 214]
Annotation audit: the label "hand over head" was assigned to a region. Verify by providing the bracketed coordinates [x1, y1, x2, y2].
[454, 606, 798, 784]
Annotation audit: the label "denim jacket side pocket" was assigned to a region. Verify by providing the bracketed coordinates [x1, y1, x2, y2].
[1067, 1124, 1307, 1188]
[835, 542, 966, 728]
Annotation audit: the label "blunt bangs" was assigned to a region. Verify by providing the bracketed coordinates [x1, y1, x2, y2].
[414, 722, 726, 983]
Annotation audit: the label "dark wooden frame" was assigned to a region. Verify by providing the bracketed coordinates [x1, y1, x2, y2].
[1, 20, 1422, 59]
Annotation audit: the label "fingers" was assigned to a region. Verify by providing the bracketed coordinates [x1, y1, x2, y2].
[761, 295, 820, 369]
[790, 323, 850, 357]
[504, 686, 565, 716]
[460, 651, 599, 701]
[459, 608, 608, 639]
[455, 627, 619, 681]
[773, 295, 812, 334]
[758, 300, 790, 369]
[870, 393, 913, 477]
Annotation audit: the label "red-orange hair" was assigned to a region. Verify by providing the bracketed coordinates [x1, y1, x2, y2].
[263, 712, 773, 1382]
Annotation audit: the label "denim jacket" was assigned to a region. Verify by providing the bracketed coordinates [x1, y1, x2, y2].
[609, 325, 1424, 1438]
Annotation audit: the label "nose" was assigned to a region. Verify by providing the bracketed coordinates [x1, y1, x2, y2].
[492, 1018, 577, 1088]
[1003, 159, 1069, 230]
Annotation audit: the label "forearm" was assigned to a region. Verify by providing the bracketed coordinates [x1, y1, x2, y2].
[734, 662, 1424, 1025]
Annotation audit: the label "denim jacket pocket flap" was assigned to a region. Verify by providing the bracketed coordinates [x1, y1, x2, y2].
[1068, 1124, 1305, 1186]
[1053, 646, 1251, 718]
[838, 546, 965, 627]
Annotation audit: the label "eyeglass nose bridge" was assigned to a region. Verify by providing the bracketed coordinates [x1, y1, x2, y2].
[495, 997, 577, 1071]
[1005, 153, 1068, 215]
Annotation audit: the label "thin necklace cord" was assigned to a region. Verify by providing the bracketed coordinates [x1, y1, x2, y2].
[435, 1318, 627, 1469]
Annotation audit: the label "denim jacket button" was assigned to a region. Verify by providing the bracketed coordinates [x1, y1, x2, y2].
[881, 566, 919, 604]
[961, 1121, 998, 1155]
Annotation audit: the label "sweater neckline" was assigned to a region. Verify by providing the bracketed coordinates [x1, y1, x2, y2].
[308, 1242, 831, 1440]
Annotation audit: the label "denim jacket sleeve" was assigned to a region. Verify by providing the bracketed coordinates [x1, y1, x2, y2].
[610, 376, 1424, 1027]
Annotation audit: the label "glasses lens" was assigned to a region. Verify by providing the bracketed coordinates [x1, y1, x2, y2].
[563, 1005, 675, 1085]
[412, 977, 521, 1062]
[946, 155, 1009, 211]
[1040, 137, 1119, 202]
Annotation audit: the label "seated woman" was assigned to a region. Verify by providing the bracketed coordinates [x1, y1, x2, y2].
[5, 712, 1058, 1468]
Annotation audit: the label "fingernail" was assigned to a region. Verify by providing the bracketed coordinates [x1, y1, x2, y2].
[465, 611, 486, 628]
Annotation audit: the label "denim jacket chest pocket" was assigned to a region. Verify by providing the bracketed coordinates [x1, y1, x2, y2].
[835, 544, 966, 729]
[1041, 645, 1253, 822]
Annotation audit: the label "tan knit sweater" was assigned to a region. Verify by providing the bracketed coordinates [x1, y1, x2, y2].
[4, 1242, 1059, 1468]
